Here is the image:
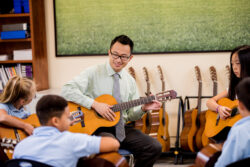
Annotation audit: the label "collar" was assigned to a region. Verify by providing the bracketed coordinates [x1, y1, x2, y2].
[7, 103, 25, 113]
[106, 61, 124, 78]
[33, 126, 61, 136]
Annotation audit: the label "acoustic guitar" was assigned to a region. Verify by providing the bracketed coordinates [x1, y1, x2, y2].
[204, 98, 241, 139]
[78, 151, 129, 167]
[127, 67, 144, 132]
[69, 90, 177, 135]
[142, 67, 160, 138]
[194, 143, 222, 167]
[0, 114, 40, 160]
[156, 65, 170, 152]
[180, 66, 202, 152]
[201, 66, 218, 147]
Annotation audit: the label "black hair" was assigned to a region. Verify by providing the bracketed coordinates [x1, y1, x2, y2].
[36, 95, 68, 125]
[236, 77, 250, 111]
[110, 35, 134, 53]
[228, 45, 250, 100]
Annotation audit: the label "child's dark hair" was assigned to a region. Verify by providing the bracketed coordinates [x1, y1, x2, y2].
[110, 35, 134, 53]
[36, 95, 68, 125]
[235, 77, 250, 111]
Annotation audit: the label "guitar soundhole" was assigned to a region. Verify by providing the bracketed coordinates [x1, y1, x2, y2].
[231, 107, 238, 117]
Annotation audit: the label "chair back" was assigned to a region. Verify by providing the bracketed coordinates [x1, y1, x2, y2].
[6, 159, 52, 167]
[226, 157, 250, 167]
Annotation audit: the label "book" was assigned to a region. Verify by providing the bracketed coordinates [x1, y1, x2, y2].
[0, 54, 9, 61]
[2, 23, 29, 31]
[13, 49, 32, 60]
[1, 30, 27, 40]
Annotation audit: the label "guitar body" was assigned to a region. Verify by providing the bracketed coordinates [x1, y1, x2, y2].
[180, 108, 198, 152]
[134, 117, 145, 132]
[69, 94, 120, 135]
[195, 110, 206, 150]
[194, 143, 222, 167]
[204, 98, 241, 138]
[157, 106, 170, 152]
[78, 152, 129, 167]
[0, 114, 40, 159]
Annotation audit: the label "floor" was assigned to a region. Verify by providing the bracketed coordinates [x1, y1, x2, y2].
[154, 156, 195, 167]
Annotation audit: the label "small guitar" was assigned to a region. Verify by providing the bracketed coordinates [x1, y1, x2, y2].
[69, 90, 177, 135]
[204, 98, 241, 139]
[78, 152, 129, 167]
[156, 65, 170, 152]
[128, 67, 144, 132]
[194, 143, 222, 167]
[181, 66, 202, 152]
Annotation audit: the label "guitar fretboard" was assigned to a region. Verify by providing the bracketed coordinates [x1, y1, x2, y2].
[111, 95, 155, 112]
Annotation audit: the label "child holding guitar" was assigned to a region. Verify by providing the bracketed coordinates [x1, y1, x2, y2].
[13, 95, 120, 167]
[214, 77, 250, 167]
[207, 45, 250, 120]
[0, 76, 36, 136]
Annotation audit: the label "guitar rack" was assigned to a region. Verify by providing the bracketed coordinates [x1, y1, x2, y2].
[173, 95, 213, 164]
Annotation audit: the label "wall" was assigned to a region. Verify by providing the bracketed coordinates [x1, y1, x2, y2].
[44, 0, 230, 147]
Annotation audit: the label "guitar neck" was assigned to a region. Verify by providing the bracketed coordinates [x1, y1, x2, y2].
[213, 81, 218, 96]
[197, 82, 202, 112]
[112, 95, 155, 112]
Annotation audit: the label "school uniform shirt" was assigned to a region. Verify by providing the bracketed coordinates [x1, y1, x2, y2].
[13, 126, 101, 167]
[61, 61, 145, 122]
[0, 103, 30, 119]
[215, 116, 250, 167]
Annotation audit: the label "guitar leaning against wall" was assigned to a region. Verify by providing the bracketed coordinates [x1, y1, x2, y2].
[156, 65, 170, 152]
[127, 67, 144, 132]
[201, 66, 218, 147]
[180, 66, 202, 152]
[142, 67, 160, 136]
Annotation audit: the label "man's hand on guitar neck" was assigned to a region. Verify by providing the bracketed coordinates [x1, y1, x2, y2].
[217, 106, 231, 120]
[92, 101, 116, 121]
[141, 100, 162, 112]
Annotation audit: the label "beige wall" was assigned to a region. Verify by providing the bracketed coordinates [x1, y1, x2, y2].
[44, 0, 230, 146]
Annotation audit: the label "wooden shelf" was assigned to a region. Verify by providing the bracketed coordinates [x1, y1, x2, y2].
[0, 60, 32, 64]
[0, 13, 30, 18]
[0, 38, 31, 43]
[0, 0, 48, 91]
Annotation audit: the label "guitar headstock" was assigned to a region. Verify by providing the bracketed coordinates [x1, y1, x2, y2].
[209, 66, 217, 82]
[0, 137, 18, 158]
[143, 67, 151, 95]
[225, 65, 230, 81]
[194, 66, 202, 82]
[143, 67, 149, 82]
[157, 65, 164, 81]
[155, 90, 177, 102]
[128, 67, 136, 80]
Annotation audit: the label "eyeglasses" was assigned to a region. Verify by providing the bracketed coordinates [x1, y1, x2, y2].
[110, 51, 131, 62]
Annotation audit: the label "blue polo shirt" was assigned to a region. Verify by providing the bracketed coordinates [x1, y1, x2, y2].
[215, 116, 250, 167]
[0, 103, 30, 119]
[13, 126, 101, 167]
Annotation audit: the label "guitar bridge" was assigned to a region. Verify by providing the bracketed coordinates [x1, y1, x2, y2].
[77, 107, 85, 127]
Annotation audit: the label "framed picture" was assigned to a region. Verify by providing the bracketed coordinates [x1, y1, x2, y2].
[54, 0, 250, 56]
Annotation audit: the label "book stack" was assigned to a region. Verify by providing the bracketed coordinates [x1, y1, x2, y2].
[13, 49, 32, 60]
[0, 23, 30, 40]
[14, 0, 29, 13]
[0, 64, 33, 91]
[0, 54, 9, 61]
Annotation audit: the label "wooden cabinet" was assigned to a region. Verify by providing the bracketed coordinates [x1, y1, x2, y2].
[0, 0, 48, 91]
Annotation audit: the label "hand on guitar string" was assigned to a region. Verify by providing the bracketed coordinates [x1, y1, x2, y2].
[218, 106, 231, 120]
[23, 123, 34, 135]
[142, 100, 162, 112]
[92, 101, 116, 121]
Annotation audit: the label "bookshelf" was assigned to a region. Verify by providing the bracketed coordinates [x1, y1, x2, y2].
[0, 0, 48, 91]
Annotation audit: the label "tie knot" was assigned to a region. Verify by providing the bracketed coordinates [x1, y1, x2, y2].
[113, 73, 120, 79]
